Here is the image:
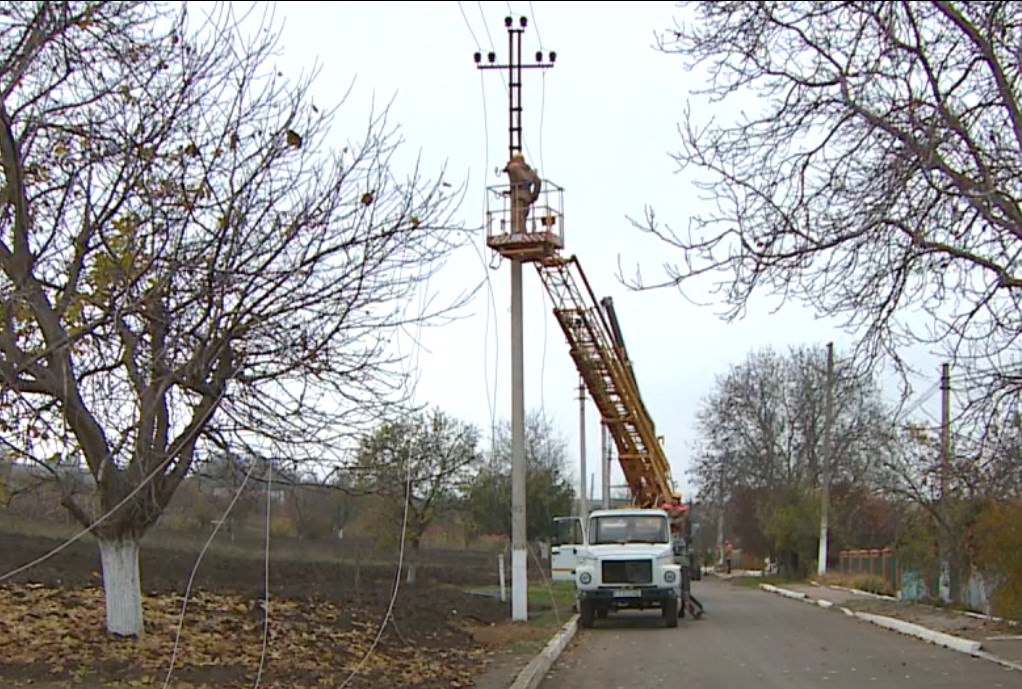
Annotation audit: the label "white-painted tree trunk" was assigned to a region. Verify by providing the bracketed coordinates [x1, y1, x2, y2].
[939, 556, 952, 604]
[98, 538, 144, 637]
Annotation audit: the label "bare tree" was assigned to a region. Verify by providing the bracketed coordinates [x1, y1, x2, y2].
[0, 1, 471, 636]
[692, 345, 895, 566]
[694, 345, 891, 494]
[630, 1, 1022, 432]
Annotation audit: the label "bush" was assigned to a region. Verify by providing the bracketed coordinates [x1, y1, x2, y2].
[269, 515, 294, 537]
[851, 576, 891, 596]
[970, 499, 1022, 620]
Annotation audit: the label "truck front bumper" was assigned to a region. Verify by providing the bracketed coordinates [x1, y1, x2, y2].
[578, 587, 677, 607]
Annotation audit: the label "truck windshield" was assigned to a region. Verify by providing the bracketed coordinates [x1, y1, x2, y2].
[589, 515, 669, 544]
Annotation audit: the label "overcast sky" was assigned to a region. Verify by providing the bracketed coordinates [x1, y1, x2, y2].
[214, 0, 947, 500]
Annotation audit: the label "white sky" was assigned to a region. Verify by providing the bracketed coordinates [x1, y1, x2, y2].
[218, 1, 946, 499]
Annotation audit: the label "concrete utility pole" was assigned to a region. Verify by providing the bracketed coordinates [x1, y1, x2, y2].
[578, 378, 588, 519]
[939, 362, 952, 603]
[716, 458, 725, 566]
[818, 341, 834, 576]
[474, 15, 555, 623]
[601, 422, 610, 509]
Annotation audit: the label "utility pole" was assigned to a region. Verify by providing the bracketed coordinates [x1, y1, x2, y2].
[601, 422, 610, 509]
[818, 341, 834, 576]
[716, 456, 725, 566]
[474, 15, 555, 623]
[939, 362, 952, 603]
[577, 379, 588, 519]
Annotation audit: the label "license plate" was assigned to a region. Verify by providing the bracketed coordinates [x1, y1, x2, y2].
[612, 589, 641, 598]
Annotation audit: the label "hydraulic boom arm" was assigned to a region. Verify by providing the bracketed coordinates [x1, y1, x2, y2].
[535, 254, 681, 510]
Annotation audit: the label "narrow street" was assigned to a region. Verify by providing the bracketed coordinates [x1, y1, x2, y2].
[539, 579, 1018, 689]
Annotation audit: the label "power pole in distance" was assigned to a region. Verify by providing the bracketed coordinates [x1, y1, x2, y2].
[818, 342, 834, 576]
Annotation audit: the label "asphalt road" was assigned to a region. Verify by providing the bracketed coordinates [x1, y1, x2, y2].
[539, 578, 1019, 689]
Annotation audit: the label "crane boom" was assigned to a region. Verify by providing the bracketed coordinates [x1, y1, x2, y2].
[535, 254, 680, 509]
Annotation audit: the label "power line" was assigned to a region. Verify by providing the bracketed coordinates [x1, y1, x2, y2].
[539, 282, 548, 416]
[474, 1, 536, 164]
[528, 0, 543, 49]
[892, 380, 941, 426]
[337, 436, 413, 689]
[528, 0, 547, 176]
[476, 0, 500, 60]
[0, 387, 227, 585]
[457, 2, 508, 452]
[539, 71, 548, 177]
[477, 53, 501, 452]
[253, 460, 273, 689]
[457, 1, 482, 49]
[161, 450, 261, 689]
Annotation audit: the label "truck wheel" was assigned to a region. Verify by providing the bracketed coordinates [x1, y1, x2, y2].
[662, 597, 679, 628]
[579, 600, 595, 628]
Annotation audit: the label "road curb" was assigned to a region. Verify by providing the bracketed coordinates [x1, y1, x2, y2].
[853, 611, 982, 654]
[759, 584, 1022, 673]
[508, 614, 579, 689]
[760, 583, 806, 600]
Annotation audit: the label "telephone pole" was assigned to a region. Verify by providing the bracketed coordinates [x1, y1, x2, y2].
[601, 422, 610, 509]
[818, 342, 834, 576]
[578, 378, 588, 519]
[716, 457, 725, 566]
[939, 362, 952, 602]
[474, 15, 556, 623]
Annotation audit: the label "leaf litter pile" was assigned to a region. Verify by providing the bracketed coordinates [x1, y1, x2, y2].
[0, 531, 511, 688]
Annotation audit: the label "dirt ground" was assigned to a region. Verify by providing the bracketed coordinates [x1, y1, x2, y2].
[0, 527, 546, 689]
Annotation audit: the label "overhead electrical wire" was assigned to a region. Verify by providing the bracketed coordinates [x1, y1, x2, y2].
[457, 1, 503, 457]
[161, 448, 261, 689]
[253, 460, 273, 689]
[475, 0, 536, 165]
[336, 438, 413, 689]
[0, 388, 227, 584]
[528, 0, 550, 418]
[892, 380, 941, 427]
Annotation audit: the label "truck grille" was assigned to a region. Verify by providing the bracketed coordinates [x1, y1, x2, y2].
[601, 559, 652, 585]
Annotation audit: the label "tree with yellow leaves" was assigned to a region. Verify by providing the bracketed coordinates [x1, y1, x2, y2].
[0, 1, 469, 637]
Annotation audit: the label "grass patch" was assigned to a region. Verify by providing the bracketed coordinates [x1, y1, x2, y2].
[528, 580, 576, 612]
[730, 574, 789, 588]
[818, 572, 895, 596]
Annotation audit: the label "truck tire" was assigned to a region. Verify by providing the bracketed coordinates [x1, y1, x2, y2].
[579, 599, 595, 628]
[662, 597, 679, 628]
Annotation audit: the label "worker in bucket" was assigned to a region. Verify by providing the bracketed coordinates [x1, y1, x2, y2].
[504, 153, 542, 233]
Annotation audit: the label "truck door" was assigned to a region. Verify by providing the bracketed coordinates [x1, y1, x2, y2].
[550, 516, 585, 582]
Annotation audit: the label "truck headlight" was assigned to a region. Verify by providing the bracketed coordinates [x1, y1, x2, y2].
[664, 570, 677, 583]
[579, 572, 592, 585]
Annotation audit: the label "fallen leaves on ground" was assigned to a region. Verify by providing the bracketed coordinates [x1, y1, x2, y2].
[0, 583, 490, 688]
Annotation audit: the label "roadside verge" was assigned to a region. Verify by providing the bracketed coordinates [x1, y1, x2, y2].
[507, 615, 580, 689]
[759, 582, 1022, 673]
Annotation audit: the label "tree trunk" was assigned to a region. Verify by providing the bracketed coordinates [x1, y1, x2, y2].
[938, 548, 953, 604]
[97, 537, 144, 637]
[0, 459, 12, 506]
[405, 539, 420, 585]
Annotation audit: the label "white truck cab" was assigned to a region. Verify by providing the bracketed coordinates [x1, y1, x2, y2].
[550, 508, 683, 628]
